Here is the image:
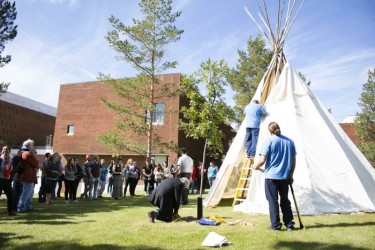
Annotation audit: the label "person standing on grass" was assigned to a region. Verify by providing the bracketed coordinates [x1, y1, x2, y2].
[207, 161, 218, 188]
[244, 100, 267, 159]
[0, 146, 16, 216]
[73, 158, 83, 202]
[17, 139, 39, 212]
[88, 155, 101, 200]
[97, 159, 107, 198]
[123, 158, 133, 197]
[55, 158, 64, 198]
[38, 153, 50, 203]
[64, 158, 77, 203]
[81, 155, 93, 199]
[162, 161, 172, 179]
[11, 149, 23, 212]
[196, 161, 206, 194]
[127, 161, 140, 197]
[176, 148, 193, 203]
[112, 159, 123, 199]
[142, 158, 154, 196]
[45, 153, 62, 205]
[253, 122, 296, 231]
[148, 177, 190, 223]
[107, 160, 114, 194]
[154, 163, 164, 187]
[189, 165, 198, 194]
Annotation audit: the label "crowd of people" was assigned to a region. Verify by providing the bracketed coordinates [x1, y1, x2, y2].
[0, 141, 220, 216]
[1, 98, 296, 230]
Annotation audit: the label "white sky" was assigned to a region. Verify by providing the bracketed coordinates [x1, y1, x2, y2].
[1, 0, 374, 122]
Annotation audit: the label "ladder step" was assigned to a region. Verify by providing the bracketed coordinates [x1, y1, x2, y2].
[234, 198, 246, 201]
[233, 158, 254, 206]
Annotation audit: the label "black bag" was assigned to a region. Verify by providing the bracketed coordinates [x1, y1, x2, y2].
[10, 153, 24, 180]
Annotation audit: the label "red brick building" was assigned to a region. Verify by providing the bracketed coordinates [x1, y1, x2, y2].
[339, 123, 359, 143]
[53, 73, 235, 166]
[0, 91, 56, 149]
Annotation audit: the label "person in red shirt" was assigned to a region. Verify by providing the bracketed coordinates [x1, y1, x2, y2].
[189, 165, 198, 194]
[17, 139, 40, 212]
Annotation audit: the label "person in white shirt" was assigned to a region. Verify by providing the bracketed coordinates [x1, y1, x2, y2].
[176, 148, 193, 179]
[176, 148, 193, 204]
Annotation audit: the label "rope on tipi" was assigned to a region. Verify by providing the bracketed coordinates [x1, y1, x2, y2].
[245, 0, 304, 105]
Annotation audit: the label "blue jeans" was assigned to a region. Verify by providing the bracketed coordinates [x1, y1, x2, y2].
[12, 180, 23, 211]
[208, 177, 216, 187]
[265, 179, 294, 229]
[189, 179, 195, 194]
[97, 180, 106, 197]
[89, 177, 99, 199]
[107, 175, 113, 194]
[17, 182, 35, 212]
[246, 127, 260, 157]
[82, 177, 90, 197]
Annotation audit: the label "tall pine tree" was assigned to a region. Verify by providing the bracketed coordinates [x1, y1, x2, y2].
[355, 68, 375, 167]
[98, 0, 183, 158]
[0, 0, 17, 94]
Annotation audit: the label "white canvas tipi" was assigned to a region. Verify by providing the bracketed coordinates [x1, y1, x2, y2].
[203, 1, 375, 214]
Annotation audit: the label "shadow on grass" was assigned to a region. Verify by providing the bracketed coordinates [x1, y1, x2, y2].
[276, 240, 368, 250]
[307, 221, 375, 229]
[0, 232, 32, 248]
[0, 194, 204, 225]
[0, 235, 162, 250]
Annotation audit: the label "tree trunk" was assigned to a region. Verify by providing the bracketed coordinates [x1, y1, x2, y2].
[197, 137, 208, 219]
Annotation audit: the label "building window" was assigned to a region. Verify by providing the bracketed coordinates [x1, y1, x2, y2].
[146, 103, 165, 125]
[67, 125, 75, 135]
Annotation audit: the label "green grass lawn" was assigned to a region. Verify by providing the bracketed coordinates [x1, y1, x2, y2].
[1, 191, 375, 250]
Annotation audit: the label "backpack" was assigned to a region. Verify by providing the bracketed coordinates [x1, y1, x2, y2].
[10, 152, 24, 180]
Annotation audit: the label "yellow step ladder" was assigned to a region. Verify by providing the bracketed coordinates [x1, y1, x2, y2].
[232, 158, 253, 206]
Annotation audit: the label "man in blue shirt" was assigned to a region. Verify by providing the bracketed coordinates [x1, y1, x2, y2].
[244, 100, 266, 159]
[253, 122, 296, 231]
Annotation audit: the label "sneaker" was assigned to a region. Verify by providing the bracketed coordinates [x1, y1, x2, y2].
[287, 225, 296, 231]
[72, 200, 79, 203]
[267, 226, 281, 231]
[65, 200, 69, 204]
[148, 211, 156, 223]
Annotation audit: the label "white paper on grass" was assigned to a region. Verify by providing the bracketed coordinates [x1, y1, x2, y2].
[202, 232, 232, 247]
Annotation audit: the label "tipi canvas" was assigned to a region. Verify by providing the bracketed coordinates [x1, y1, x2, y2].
[203, 0, 375, 214]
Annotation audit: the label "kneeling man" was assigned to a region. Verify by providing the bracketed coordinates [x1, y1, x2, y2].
[148, 177, 189, 223]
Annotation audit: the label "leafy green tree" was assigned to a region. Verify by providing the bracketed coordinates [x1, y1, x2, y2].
[0, 0, 17, 94]
[355, 69, 375, 167]
[98, 0, 183, 158]
[179, 59, 235, 195]
[226, 35, 272, 126]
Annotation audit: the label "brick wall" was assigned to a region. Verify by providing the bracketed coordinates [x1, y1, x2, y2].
[53, 74, 181, 162]
[339, 123, 359, 143]
[0, 100, 55, 148]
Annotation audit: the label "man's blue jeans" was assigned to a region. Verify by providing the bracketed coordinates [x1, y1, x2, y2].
[17, 182, 35, 212]
[265, 179, 294, 229]
[246, 127, 260, 157]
